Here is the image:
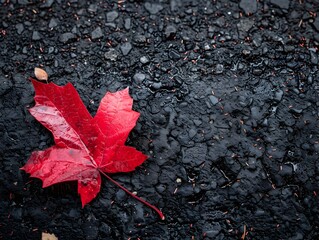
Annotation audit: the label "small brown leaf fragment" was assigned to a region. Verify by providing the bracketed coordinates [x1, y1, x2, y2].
[42, 232, 58, 240]
[241, 224, 246, 240]
[34, 67, 48, 81]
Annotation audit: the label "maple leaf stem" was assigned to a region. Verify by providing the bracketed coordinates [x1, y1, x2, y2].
[99, 170, 165, 220]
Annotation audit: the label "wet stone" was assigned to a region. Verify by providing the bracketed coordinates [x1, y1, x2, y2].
[309, 49, 318, 64]
[215, 64, 224, 74]
[99, 223, 111, 236]
[124, 18, 131, 30]
[88, 4, 98, 13]
[301, 12, 311, 21]
[165, 25, 177, 38]
[237, 19, 255, 38]
[188, 128, 197, 139]
[104, 48, 119, 61]
[105, 22, 116, 29]
[177, 184, 194, 197]
[251, 107, 262, 120]
[120, 42, 132, 56]
[68, 209, 80, 218]
[133, 73, 146, 84]
[193, 119, 202, 126]
[152, 82, 162, 90]
[91, 27, 103, 40]
[48, 18, 58, 28]
[270, 0, 290, 10]
[48, 46, 55, 54]
[239, 0, 257, 15]
[159, 169, 177, 184]
[242, 49, 251, 56]
[247, 158, 257, 170]
[15, 23, 24, 34]
[312, 17, 319, 32]
[59, 32, 76, 43]
[72, 26, 78, 34]
[2, 21, 8, 28]
[144, 170, 159, 185]
[214, 16, 225, 27]
[32, 31, 41, 40]
[106, 11, 118, 22]
[133, 34, 147, 45]
[185, 9, 193, 15]
[18, 0, 30, 4]
[40, 0, 54, 8]
[292, 88, 299, 95]
[178, 134, 191, 148]
[140, 56, 149, 64]
[283, 116, 296, 127]
[204, 223, 222, 238]
[144, 2, 163, 14]
[219, 36, 226, 42]
[156, 184, 166, 193]
[170, 0, 183, 12]
[22, 46, 28, 53]
[274, 90, 284, 102]
[279, 165, 293, 176]
[204, 43, 211, 50]
[253, 68, 262, 75]
[307, 75, 313, 84]
[238, 62, 245, 70]
[289, 108, 303, 114]
[115, 189, 126, 202]
[301, 143, 310, 150]
[133, 204, 145, 223]
[209, 95, 219, 105]
[287, 61, 298, 69]
[29, 207, 49, 222]
[169, 50, 180, 60]
[182, 143, 207, 165]
[253, 35, 262, 47]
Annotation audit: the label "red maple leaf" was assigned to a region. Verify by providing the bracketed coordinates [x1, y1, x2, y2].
[21, 79, 164, 220]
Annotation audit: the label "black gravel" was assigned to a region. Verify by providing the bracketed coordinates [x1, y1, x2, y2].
[1, 0, 319, 239]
